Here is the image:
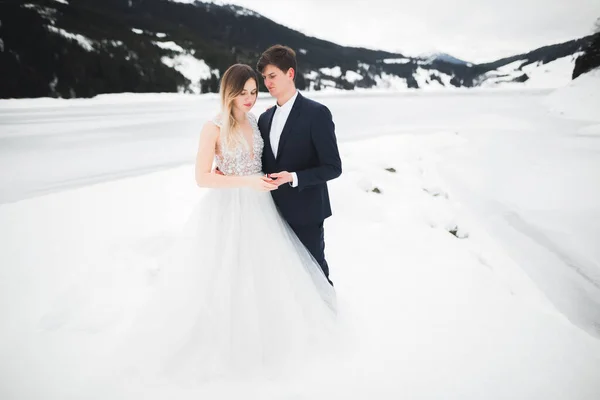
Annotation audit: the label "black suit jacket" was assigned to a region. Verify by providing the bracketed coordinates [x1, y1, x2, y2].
[258, 92, 342, 226]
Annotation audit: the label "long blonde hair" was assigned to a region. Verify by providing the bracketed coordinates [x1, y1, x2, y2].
[219, 64, 258, 149]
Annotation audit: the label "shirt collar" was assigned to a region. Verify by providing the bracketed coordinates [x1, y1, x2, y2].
[276, 90, 298, 113]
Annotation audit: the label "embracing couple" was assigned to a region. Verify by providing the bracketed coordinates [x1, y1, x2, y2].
[138, 44, 344, 376]
[115, 45, 342, 379]
[36, 46, 343, 384]
[197, 44, 341, 288]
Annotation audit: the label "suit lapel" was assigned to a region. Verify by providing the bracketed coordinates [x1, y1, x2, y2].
[264, 105, 276, 140]
[262, 106, 277, 162]
[276, 92, 303, 160]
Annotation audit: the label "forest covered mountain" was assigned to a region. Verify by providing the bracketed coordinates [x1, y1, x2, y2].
[0, 0, 597, 98]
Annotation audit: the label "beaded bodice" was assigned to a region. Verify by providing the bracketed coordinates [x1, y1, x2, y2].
[212, 113, 263, 176]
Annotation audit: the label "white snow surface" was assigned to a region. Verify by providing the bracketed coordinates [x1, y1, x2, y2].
[22, 3, 57, 23]
[413, 67, 454, 89]
[150, 40, 212, 93]
[374, 72, 408, 90]
[160, 55, 212, 94]
[46, 25, 95, 51]
[1, 80, 600, 399]
[319, 66, 342, 78]
[153, 40, 185, 52]
[320, 79, 337, 88]
[382, 58, 411, 64]
[169, 0, 225, 5]
[544, 67, 600, 122]
[481, 54, 582, 89]
[344, 70, 363, 83]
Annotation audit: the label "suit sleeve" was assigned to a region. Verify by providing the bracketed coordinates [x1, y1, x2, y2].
[295, 106, 342, 190]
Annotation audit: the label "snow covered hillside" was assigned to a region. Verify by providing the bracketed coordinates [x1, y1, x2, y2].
[544, 67, 600, 121]
[477, 53, 583, 88]
[2, 0, 593, 98]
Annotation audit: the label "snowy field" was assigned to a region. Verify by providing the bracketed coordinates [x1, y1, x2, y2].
[0, 87, 577, 204]
[1, 71, 600, 399]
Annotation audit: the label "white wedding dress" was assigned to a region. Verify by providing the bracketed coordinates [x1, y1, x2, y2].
[101, 113, 338, 385]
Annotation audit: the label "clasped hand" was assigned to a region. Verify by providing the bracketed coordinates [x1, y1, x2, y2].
[213, 168, 292, 192]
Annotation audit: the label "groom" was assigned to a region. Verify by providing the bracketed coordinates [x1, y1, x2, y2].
[257, 45, 342, 285]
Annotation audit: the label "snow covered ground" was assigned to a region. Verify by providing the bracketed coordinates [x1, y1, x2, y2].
[0, 88, 570, 204]
[479, 53, 583, 89]
[1, 72, 600, 399]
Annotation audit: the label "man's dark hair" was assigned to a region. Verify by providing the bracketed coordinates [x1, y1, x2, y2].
[256, 45, 297, 81]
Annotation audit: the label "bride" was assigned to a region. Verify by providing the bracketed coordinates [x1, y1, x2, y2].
[106, 64, 338, 383]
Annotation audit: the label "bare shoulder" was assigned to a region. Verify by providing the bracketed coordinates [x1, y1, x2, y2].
[201, 119, 220, 140]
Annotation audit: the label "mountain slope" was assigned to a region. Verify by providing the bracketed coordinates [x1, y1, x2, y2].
[0, 0, 594, 98]
[573, 32, 600, 79]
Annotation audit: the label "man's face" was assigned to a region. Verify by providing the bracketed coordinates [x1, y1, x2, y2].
[261, 64, 294, 99]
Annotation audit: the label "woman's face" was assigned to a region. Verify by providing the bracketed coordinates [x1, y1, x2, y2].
[233, 78, 258, 112]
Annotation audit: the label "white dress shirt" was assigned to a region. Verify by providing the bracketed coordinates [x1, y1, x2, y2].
[270, 90, 299, 187]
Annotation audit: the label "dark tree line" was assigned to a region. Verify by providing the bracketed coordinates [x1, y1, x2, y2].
[573, 18, 600, 79]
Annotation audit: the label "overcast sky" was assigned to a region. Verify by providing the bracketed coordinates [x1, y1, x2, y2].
[226, 0, 600, 63]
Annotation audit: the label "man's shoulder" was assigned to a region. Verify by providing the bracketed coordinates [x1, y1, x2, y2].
[257, 107, 274, 123]
[300, 94, 330, 116]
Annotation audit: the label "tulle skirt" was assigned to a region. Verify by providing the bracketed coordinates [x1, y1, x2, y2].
[99, 184, 338, 385]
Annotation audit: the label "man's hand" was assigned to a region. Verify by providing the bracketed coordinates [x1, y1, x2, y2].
[268, 171, 293, 186]
[247, 175, 278, 192]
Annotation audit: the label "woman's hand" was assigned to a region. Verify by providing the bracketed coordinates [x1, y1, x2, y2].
[246, 175, 278, 192]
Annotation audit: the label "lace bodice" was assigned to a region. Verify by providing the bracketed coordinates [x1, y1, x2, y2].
[212, 113, 264, 176]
